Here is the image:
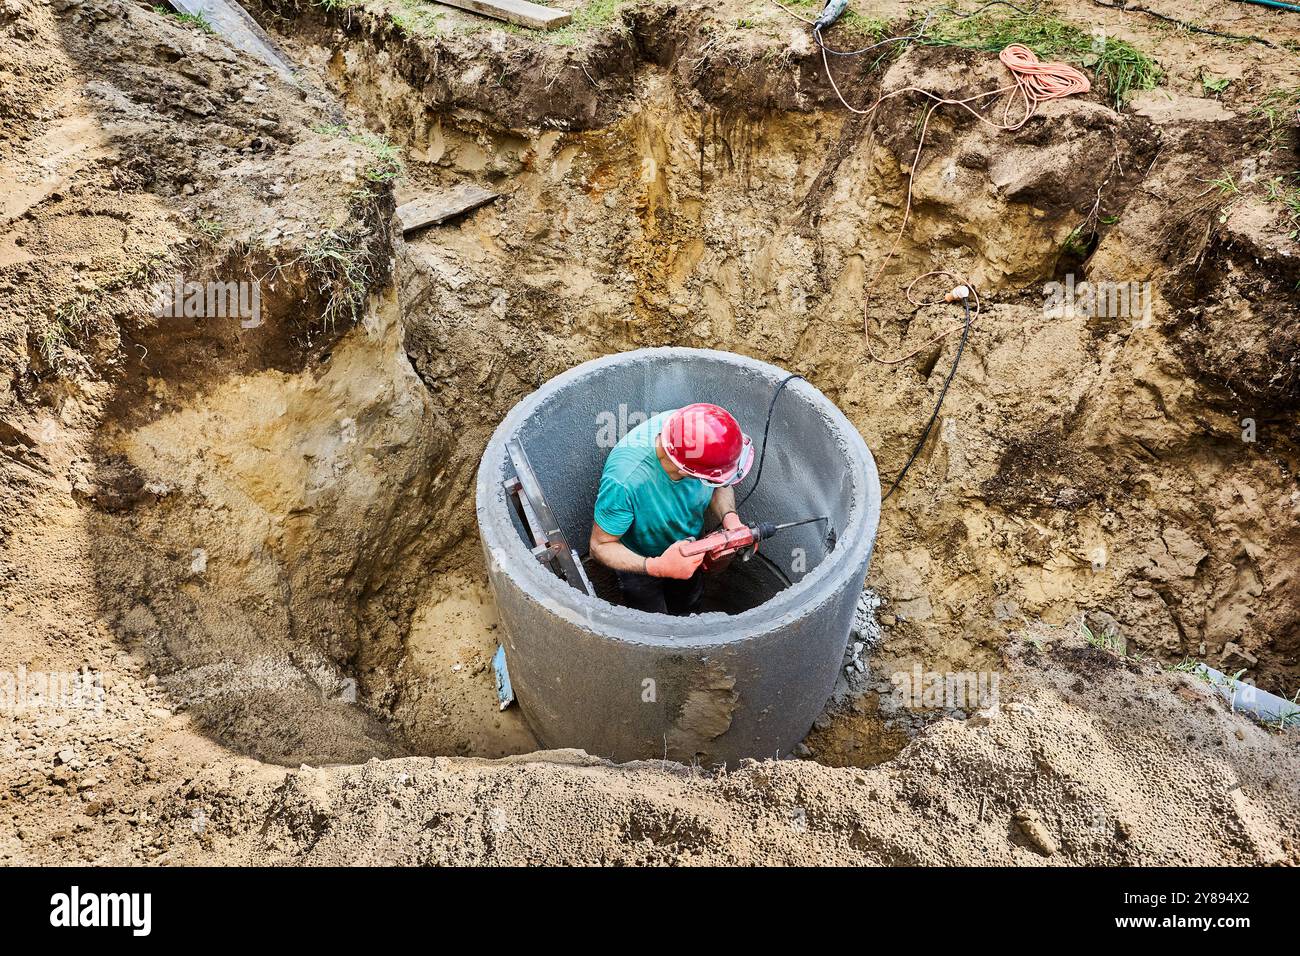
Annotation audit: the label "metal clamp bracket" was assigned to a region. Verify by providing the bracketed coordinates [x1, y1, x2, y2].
[504, 438, 592, 595]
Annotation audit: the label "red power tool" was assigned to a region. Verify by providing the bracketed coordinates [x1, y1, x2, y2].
[680, 515, 827, 569]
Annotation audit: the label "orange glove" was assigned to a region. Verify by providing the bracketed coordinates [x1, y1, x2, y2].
[645, 540, 705, 580]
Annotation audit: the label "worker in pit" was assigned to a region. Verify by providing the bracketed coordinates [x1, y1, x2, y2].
[589, 403, 753, 615]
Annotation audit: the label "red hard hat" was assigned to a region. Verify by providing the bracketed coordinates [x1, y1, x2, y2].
[661, 404, 754, 487]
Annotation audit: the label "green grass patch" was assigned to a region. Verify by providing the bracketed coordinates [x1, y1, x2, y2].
[562, 0, 625, 33]
[196, 218, 225, 242]
[1264, 175, 1300, 240]
[1253, 86, 1300, 152]
[443, 0, 630, 46]
[36, 294, 95, 376]
[920, 9, 1160, 107]
[58, 295, 92, 331]
[153, 5, 216, 32]
[778, 0, 889, 37]
[501, 0, 630, 46]
[1172, 658, 1300, 731]
[36, 323, 71, 373]
[384, 0, 675, 48]
[1203, 167, 1300, 239]
[1081, 618, 1126, 656]
[1207, 173, 1241, 198]
[312, 123, 404, 185]
[1200, 73, 1230, 96]
[118, 250, 172, 291]
[296, 228, 381, 330]
[389, 0, 445, 37]
[1170, 657, 1209, 678]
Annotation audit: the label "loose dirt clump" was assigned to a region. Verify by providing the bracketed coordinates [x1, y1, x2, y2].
[1, 0, 1298, 865]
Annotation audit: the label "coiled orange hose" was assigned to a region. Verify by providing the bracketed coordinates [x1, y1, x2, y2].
[998, 43, 1091, 119]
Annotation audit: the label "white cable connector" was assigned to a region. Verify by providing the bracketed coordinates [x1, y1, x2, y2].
[944, 285, 970, 303]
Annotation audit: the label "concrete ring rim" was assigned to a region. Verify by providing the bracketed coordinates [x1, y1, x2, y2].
[476, 347, 881, 646]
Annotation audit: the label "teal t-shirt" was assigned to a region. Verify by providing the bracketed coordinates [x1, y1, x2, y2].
[594, 411, 713, 559]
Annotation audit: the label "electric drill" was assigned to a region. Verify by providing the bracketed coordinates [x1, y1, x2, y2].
[680, 515, 827, 569]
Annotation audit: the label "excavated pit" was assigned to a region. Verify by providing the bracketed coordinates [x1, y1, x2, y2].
[39, 0, 1298, 781]
[477, 347, 880, 763]
[8, 0, 1300, 866]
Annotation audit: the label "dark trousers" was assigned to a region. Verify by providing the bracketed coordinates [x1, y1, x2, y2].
[616, 569, 704, 615]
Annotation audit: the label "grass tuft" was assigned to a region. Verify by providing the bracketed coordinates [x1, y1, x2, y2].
[1081, 617, 1125, 655]
[563, 0, 626, 33]
[296, 228, 381, 330]
[153, 5, 216, 32]
[1276, 690, 1300, 730]
[196, 218, 225, 242]
[1264, 175, 1300, 240]
[1200, 73, 1230, 96]
[312, 123, 405, 185]
[37, 324, 71, 373]
[36, 295, 95, 376]
[1203, 168, 1300, 241]
[782, 0, 890, 37]
[1254, 86, 1300, 153]
[389, 0, 445, 37]
[451, 0, 631, 46]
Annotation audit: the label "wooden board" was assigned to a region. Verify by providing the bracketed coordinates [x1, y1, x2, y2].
[433, 0, 571, 30]
[396, 185, 500, 234]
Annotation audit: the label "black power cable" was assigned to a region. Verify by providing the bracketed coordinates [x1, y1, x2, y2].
[738, 293, 971, 519]
[735, 373, 838, 565]
[756, 550, 795, 588]
[881, 296, 973, 501]
[736, 372, 804, 510]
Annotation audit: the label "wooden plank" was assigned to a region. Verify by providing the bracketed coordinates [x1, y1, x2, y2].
[432, 0, 571, 30]
[396, 184, 499, 234]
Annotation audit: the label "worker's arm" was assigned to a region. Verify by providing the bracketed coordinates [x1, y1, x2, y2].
[591, 477, 654, 574]
[707, 486, 743, 531]
[589, 524, 705, 579]
[589, 524, 652, 574]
